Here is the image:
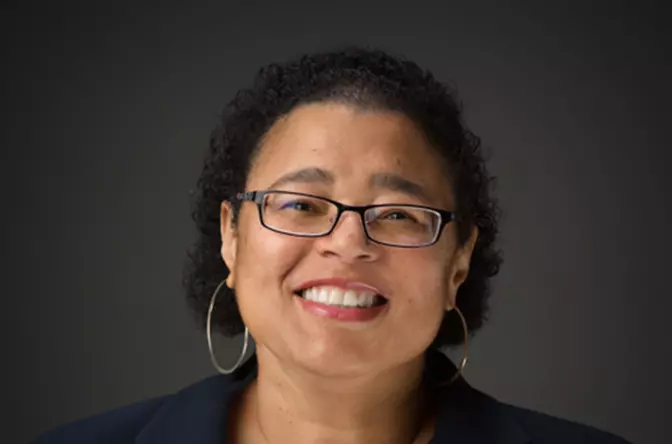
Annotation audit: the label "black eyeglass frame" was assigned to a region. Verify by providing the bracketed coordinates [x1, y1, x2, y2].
[235, 190, 458, 248]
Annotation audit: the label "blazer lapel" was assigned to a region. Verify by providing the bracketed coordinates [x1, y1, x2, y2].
[135, 358, 256, 444]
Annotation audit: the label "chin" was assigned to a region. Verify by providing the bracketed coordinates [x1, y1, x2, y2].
[287, 337, 390, 378]
[299, 355, 377, 379]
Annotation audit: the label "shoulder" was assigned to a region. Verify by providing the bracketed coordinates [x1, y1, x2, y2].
[31, 395, 172, 444]
[497, 402, 633, 444]
[426, 350, 632, 444]
[31, 363, 256, 444]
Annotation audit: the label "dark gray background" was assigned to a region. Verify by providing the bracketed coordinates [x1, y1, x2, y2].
[5, 2, 670, 443]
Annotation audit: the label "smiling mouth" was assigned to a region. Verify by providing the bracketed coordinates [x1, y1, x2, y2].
[294, 286, 388, 309]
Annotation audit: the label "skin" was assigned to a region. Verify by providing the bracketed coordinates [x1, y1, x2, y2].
[219, 102, 478, 443]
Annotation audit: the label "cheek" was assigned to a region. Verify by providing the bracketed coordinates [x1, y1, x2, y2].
[386, 251, 451, 344]
[394, 249, 450, 306]
[233, 223, 306, 321]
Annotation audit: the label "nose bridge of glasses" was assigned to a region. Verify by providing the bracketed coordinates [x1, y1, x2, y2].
[331, 203, 366, 226]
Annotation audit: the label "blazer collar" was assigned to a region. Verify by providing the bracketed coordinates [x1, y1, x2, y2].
[136, 350, 530, 444]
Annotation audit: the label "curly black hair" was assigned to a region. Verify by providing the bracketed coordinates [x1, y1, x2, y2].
[183, 47, 502, 349]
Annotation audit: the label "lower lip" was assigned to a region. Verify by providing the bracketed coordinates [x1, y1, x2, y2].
[295, 295, 388, 322]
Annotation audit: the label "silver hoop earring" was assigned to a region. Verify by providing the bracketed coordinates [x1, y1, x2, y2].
[439, 304, 469, 386]
[206, 279, 250, 375]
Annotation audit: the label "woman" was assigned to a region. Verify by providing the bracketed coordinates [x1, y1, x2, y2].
[34, 47, 631, 443]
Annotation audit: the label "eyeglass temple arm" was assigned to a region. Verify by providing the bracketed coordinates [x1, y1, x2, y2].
[235, 191, 258, 202]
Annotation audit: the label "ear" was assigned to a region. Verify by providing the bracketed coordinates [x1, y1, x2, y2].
[446, 225, 479, 311]
[220, 200, 238, 288]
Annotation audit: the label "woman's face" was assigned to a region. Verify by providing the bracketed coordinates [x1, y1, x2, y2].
[220, 102, 477, 377]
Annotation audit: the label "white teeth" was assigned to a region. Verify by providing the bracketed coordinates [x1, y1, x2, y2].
[304, 288, 316, 300]
[343, 290, 358, 306]
[328, 288, 344, 305]
[358, 292, 374, 307]
[301, 286, 379, 308]
[318, 288, 329, 303]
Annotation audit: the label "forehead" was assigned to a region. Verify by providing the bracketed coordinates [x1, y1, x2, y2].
[248, 102, 452, 203]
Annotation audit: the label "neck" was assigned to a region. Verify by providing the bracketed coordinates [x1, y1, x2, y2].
[234, 347, 435, 444]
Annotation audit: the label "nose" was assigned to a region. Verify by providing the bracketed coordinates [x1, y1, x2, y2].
[314, 210, 379, 262]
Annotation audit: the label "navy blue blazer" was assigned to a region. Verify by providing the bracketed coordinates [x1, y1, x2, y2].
[32, 350, 632, 443]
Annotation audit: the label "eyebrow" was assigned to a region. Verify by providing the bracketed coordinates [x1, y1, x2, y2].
[267, 167, 431, 203]
[268, 167, 334, 189]
[370, 172, 432, 204]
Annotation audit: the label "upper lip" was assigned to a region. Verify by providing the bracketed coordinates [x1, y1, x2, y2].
[294, 277, 385, 297]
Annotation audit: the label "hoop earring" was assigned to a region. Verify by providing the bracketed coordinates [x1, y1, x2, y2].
[206, 279, 250, 375]
[439, 304, 469, 386]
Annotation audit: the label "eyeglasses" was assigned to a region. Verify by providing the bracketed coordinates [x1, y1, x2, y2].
[235, 190, 457, 248]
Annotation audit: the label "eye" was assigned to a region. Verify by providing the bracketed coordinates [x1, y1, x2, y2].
[279, 200, 314, 212]
[379, 210, 418, 222]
